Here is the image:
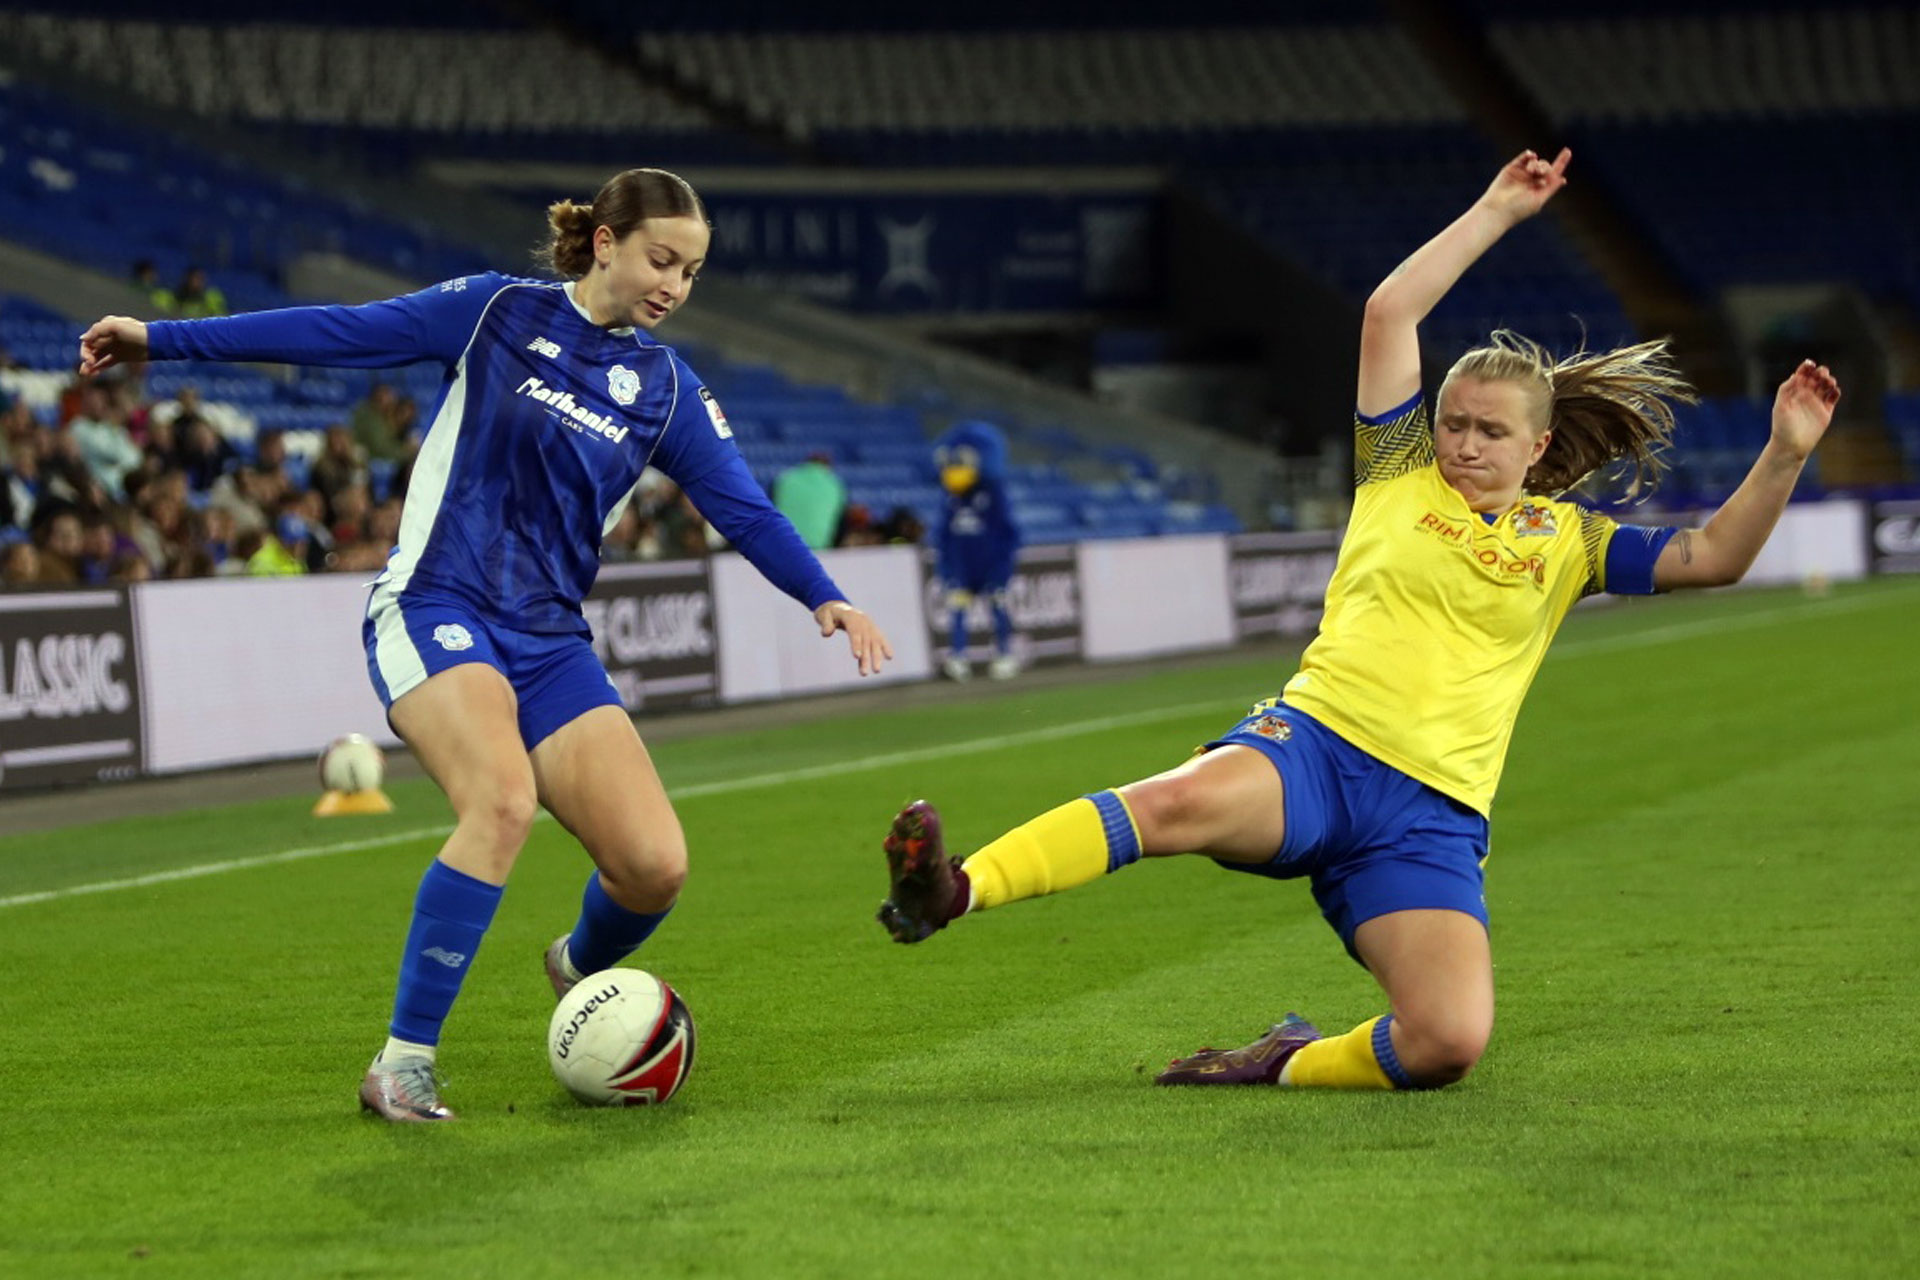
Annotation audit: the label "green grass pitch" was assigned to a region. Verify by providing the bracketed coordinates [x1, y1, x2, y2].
[2, 580, 1917, 1278]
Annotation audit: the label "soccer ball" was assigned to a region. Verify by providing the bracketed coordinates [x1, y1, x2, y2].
[548, 967, 697, 1106]
[318, 734, 385, 794]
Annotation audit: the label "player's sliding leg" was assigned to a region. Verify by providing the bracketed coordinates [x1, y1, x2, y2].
[530, 706, 688, 998]
[1158, 909, 1493, 1089]
[362, 665, 534, 1122]
[877, 746, 1286, 942]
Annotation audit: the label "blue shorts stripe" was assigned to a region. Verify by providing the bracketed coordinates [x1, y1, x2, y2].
[1372, 1014, 1416, 1090]
[1086, 790, 1141, 872]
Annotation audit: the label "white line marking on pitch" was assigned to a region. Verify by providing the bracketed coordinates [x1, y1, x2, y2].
[1, 588, 1905, 910]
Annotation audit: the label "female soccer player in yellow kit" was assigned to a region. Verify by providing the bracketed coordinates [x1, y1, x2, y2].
[875, 148, 1842, 1090]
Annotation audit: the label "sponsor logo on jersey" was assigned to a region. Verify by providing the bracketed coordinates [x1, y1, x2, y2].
[1512, 502, 1558, 537]
[527, 336, 562, 359]
[699, 386, 732, 439]
[607, 364, 640, 406]
[516, 376, 631, 444]
[440, 277, 469, 293]
[433, 623, 474, 651]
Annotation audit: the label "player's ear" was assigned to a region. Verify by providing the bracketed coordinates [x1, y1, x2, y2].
[1531, 428, 1552, 464]
[592, 224, 616, 267]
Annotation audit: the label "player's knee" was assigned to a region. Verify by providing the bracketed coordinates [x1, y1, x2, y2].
[1395, 1014, 1491, 1087]
[599, 838, 687, 909]
[1120, 774, 1216, 849]
[460, 781, 538, 852]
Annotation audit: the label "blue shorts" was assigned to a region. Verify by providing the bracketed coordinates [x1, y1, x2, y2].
[1206, 701, 1490, 960]
[363, 590, 622, 751]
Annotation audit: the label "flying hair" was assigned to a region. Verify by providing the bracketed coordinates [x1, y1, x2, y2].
[1442, 329, 1696, 501]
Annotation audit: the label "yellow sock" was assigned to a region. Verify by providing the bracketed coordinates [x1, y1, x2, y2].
[1283, 1015, 1409, 1090]
[962, 792, 1142, 912]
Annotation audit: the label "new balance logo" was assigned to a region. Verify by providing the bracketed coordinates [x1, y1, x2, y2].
[421, 946, 469, 969]
[516, 376, 630, 444]
[527, 336, 562, 359]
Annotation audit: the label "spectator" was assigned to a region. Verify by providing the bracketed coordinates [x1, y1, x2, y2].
[66, 382, 145, 500]
[111, 549, 153, 583]
[77, 514, 120, 583]
[836, 502, 884, 548]
[772, 452, 846, 550]
[309, 424, 366, 504]
[1, 537, 40, 587]
[131, 259, 176, 315]
[32, 508, 83, 584]
[173, 413, 237, 493]
[238, 520, 305, 576]
[349, 382, 407, 463]
[172, 266, 228, 319]
[326, 480, 372, 548]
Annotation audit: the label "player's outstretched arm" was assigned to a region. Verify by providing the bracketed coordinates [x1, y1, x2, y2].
[815, 601, 893, 677]
[1358, 148, 1570, 417]
[78, 317, 150, 377]
[1654, 360, 1841, 590]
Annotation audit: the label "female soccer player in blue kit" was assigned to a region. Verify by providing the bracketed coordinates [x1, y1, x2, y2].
[81, 168, 894, 1122]
[876, 148, 1842, 1091]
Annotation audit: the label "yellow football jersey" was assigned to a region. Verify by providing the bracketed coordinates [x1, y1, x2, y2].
[1282, 398, 1620, 815]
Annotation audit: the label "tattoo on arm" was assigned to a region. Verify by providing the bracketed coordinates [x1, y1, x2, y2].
[1675, 530, 1694, 564]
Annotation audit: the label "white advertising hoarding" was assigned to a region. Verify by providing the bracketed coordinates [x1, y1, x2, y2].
[136, 576, 393, 773]
[1078, 534, 1235, 661]
[712, 544, 933, 702]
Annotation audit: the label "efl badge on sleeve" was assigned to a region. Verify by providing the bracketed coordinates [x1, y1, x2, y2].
[1513, 502, 1558, 538]
[607, 364, 641, 406]
[699, 386, 733, 439]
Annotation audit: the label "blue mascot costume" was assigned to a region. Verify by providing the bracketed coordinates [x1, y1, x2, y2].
[934, 420, 1022, 680]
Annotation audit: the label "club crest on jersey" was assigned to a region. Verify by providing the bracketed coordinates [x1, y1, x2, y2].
[699, 386, 732, 439]
[608, 364, 641, 406]
[1512, 502, 1558, 537]
[1250, 715, 1292, 741]
[433, 623, 474, 651]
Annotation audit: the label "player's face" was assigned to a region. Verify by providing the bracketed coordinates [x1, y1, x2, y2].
[1434, 376, 1550, 511]
[596, 216, 710, 330]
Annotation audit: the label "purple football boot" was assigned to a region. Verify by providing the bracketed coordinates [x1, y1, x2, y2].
[876, 799, 964, 944]
[1155, 1013, 1323, 1085]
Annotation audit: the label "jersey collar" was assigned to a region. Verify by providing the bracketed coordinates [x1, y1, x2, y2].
[562, 280, 648, 341]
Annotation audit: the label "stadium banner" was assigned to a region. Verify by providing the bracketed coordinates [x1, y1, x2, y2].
[922, 542, 1085, 669]
[584, 561, 719, 713]
[134, 576, 391, 774]
[702, 191, 1159, 313]
[0, 588, 143, 793]
[1227, 531, 1342, 639]
[1079, 534, 1235, 661]
[711, 543, 932, 703]
[1740, 498, 1869, 587]
[1867, 498, 1920, 575]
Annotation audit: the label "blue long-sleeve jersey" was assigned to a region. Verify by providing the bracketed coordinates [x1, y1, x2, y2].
[149, 273, 844, 633]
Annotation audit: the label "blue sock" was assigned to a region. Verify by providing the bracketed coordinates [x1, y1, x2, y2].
[567, 873, 672, 975]
[991, 600, 1013, 653]
[388, 860, 504, 1046]
[948, 606, 969, 658]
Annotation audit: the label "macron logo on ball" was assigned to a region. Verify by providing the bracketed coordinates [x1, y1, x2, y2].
[517, 376, 631, 444]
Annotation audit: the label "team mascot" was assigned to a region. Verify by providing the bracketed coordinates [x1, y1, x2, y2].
[934, 420, 1022, 680]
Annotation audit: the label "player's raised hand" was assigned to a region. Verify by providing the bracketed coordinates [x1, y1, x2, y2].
[1771, 360, 1842, 459]
[814, 601, 894, 676]
[78, 317, 149, 377]
[1479, 148, 1571, 226]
